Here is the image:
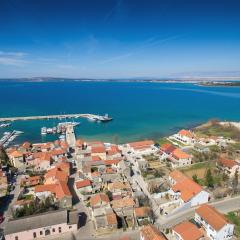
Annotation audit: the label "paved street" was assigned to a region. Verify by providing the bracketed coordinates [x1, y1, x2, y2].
[157, 195, 240, 229]
[0, 173, 22, 228]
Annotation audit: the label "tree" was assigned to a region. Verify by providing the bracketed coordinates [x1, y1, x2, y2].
[192, 174, 199, 184]
[232, 170, 239, 193]
[206, 169, 214, 188]
[0, 147, 10, 165]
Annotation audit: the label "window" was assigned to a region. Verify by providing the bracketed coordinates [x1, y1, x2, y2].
[33, 232, 37, 238]
[52, 228, 55, 232]
[58, 227, 62, 233]
[40, 231, 43, 235]
[45, 229, 51, 236]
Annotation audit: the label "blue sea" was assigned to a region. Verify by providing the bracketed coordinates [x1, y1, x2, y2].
[0, 81, 240, 144]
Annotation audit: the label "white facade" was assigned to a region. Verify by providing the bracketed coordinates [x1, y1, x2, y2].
[171, 133, 195, 145]
[190, 190, 209, 207]
[195, 212, 234, 240]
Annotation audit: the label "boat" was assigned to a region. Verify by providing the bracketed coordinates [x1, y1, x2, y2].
[46, 128, 53, 134]
[41, 127, 47, 135]
[59, 135, 65, 140]
[0, 123, 11, 128]
[99, 114, 113, 122]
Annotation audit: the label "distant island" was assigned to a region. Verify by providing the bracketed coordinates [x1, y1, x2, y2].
[198, 81, 240, 87]
[1, 76, 240, 83]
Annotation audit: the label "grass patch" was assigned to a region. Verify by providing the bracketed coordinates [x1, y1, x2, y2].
[180, 161, 212, 171]
[226, 212, 240, 238]
[195, 121, 240, 140]
[156, 137, 172, 146]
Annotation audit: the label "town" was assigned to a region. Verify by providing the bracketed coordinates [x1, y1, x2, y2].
[0, 120, 240, 240]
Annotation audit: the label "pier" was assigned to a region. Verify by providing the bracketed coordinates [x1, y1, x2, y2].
[0, 113, 106, 122]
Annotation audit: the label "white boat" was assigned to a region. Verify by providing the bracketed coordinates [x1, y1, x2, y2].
[47, 128, 53, 134]
[59, 135, 65, 140]
[41, 127, 47, 135]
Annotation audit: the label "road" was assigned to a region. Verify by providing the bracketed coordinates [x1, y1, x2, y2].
[0, 173, 22, 228]
[157, 195, 240, 229]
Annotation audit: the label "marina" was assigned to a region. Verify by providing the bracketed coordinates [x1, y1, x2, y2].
[41, 121, 80, 135]
[0, 123, 11, 128]
[0, 130, 23, 147]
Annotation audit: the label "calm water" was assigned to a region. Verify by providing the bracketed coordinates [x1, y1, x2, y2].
[0, 81, 240, 144]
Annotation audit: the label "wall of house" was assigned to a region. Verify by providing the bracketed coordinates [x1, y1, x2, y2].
[195, 213, 234, 240]
[190, 191, 209, 207]
[5, 222, 77, 240]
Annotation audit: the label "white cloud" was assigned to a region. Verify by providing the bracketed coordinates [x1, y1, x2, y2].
[0, 50, 29, 66]
[0, 57, 29, 66]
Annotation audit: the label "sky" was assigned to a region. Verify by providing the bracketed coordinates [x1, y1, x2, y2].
[0, 0, 240, 79]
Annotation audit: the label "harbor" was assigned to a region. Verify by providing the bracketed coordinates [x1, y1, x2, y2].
[0, 113, 113, 123]
[0, 130, 23, 148]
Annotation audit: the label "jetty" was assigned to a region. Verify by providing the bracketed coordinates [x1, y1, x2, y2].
[0, 113, 112, 122]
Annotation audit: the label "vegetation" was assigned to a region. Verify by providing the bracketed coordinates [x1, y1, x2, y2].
[0, 147, 11, 166]
[226, 212, 240, 238]
[156, 138, 172, 146]
[13, 196, 57, 218]
[195, 120, 240, 140]
[192, 149, 218, 163]
[205, 169, 214, 188]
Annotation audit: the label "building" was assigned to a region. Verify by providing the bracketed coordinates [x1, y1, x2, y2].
[127, 140, 157, 155]
[168, 148, 192, 168]
[35, 182, 72, 208]
[8, 150, 24, 168]
[172, 221, 204, 240]
[217, 157, 240, 177]
[169, 170, 209, 207]
[134, 207, 153, 226]
[90, 193, 110, 209]
[140, 224, 166, 240]
[4, 210, 78, 240]
[195, 204, 234, 240]
[172, 129, 195, 145]
[75, 179, 92, 195]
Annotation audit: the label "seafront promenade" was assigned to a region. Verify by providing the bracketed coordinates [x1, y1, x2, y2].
[0, 113, 99, 122]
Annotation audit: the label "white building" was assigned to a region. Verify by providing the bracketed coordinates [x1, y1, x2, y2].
[168, 148, 192, 168]
[126, 140, 158, 155]
[195, 204, 234, 240]
[217, 158, 240, 178]
[169, 170, 209, 207]
[171, 129, 196, 145]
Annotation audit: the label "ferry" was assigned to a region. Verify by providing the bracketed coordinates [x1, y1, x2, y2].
[87, 114, 113, 122]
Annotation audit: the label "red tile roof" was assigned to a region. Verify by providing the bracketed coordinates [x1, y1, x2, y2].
[218, 158, 238, 168]
[134, 207, 152, 217]
[140, 225, 166, 240]
[75, 179, 91, 189]
[128, 140, 154, 150]
[91, 146, 106, 153]
[90, 193, 110, 207]
[173, 221, 203, 240]
[111, 197, 135, 209]
[45, 167, 68, 182]
[178, 129, 194, 138]
[172, 178, 203, 202]
[172, 148, 191, 160]
[196, 204, 229, 231]
[35, 181, 71, 199]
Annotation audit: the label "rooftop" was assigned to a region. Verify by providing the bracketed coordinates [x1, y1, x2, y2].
[173, 221, 204, 240]
[196, 204, 229, 231]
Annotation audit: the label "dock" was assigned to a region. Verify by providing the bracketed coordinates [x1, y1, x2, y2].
[0, 113, 107, 122]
